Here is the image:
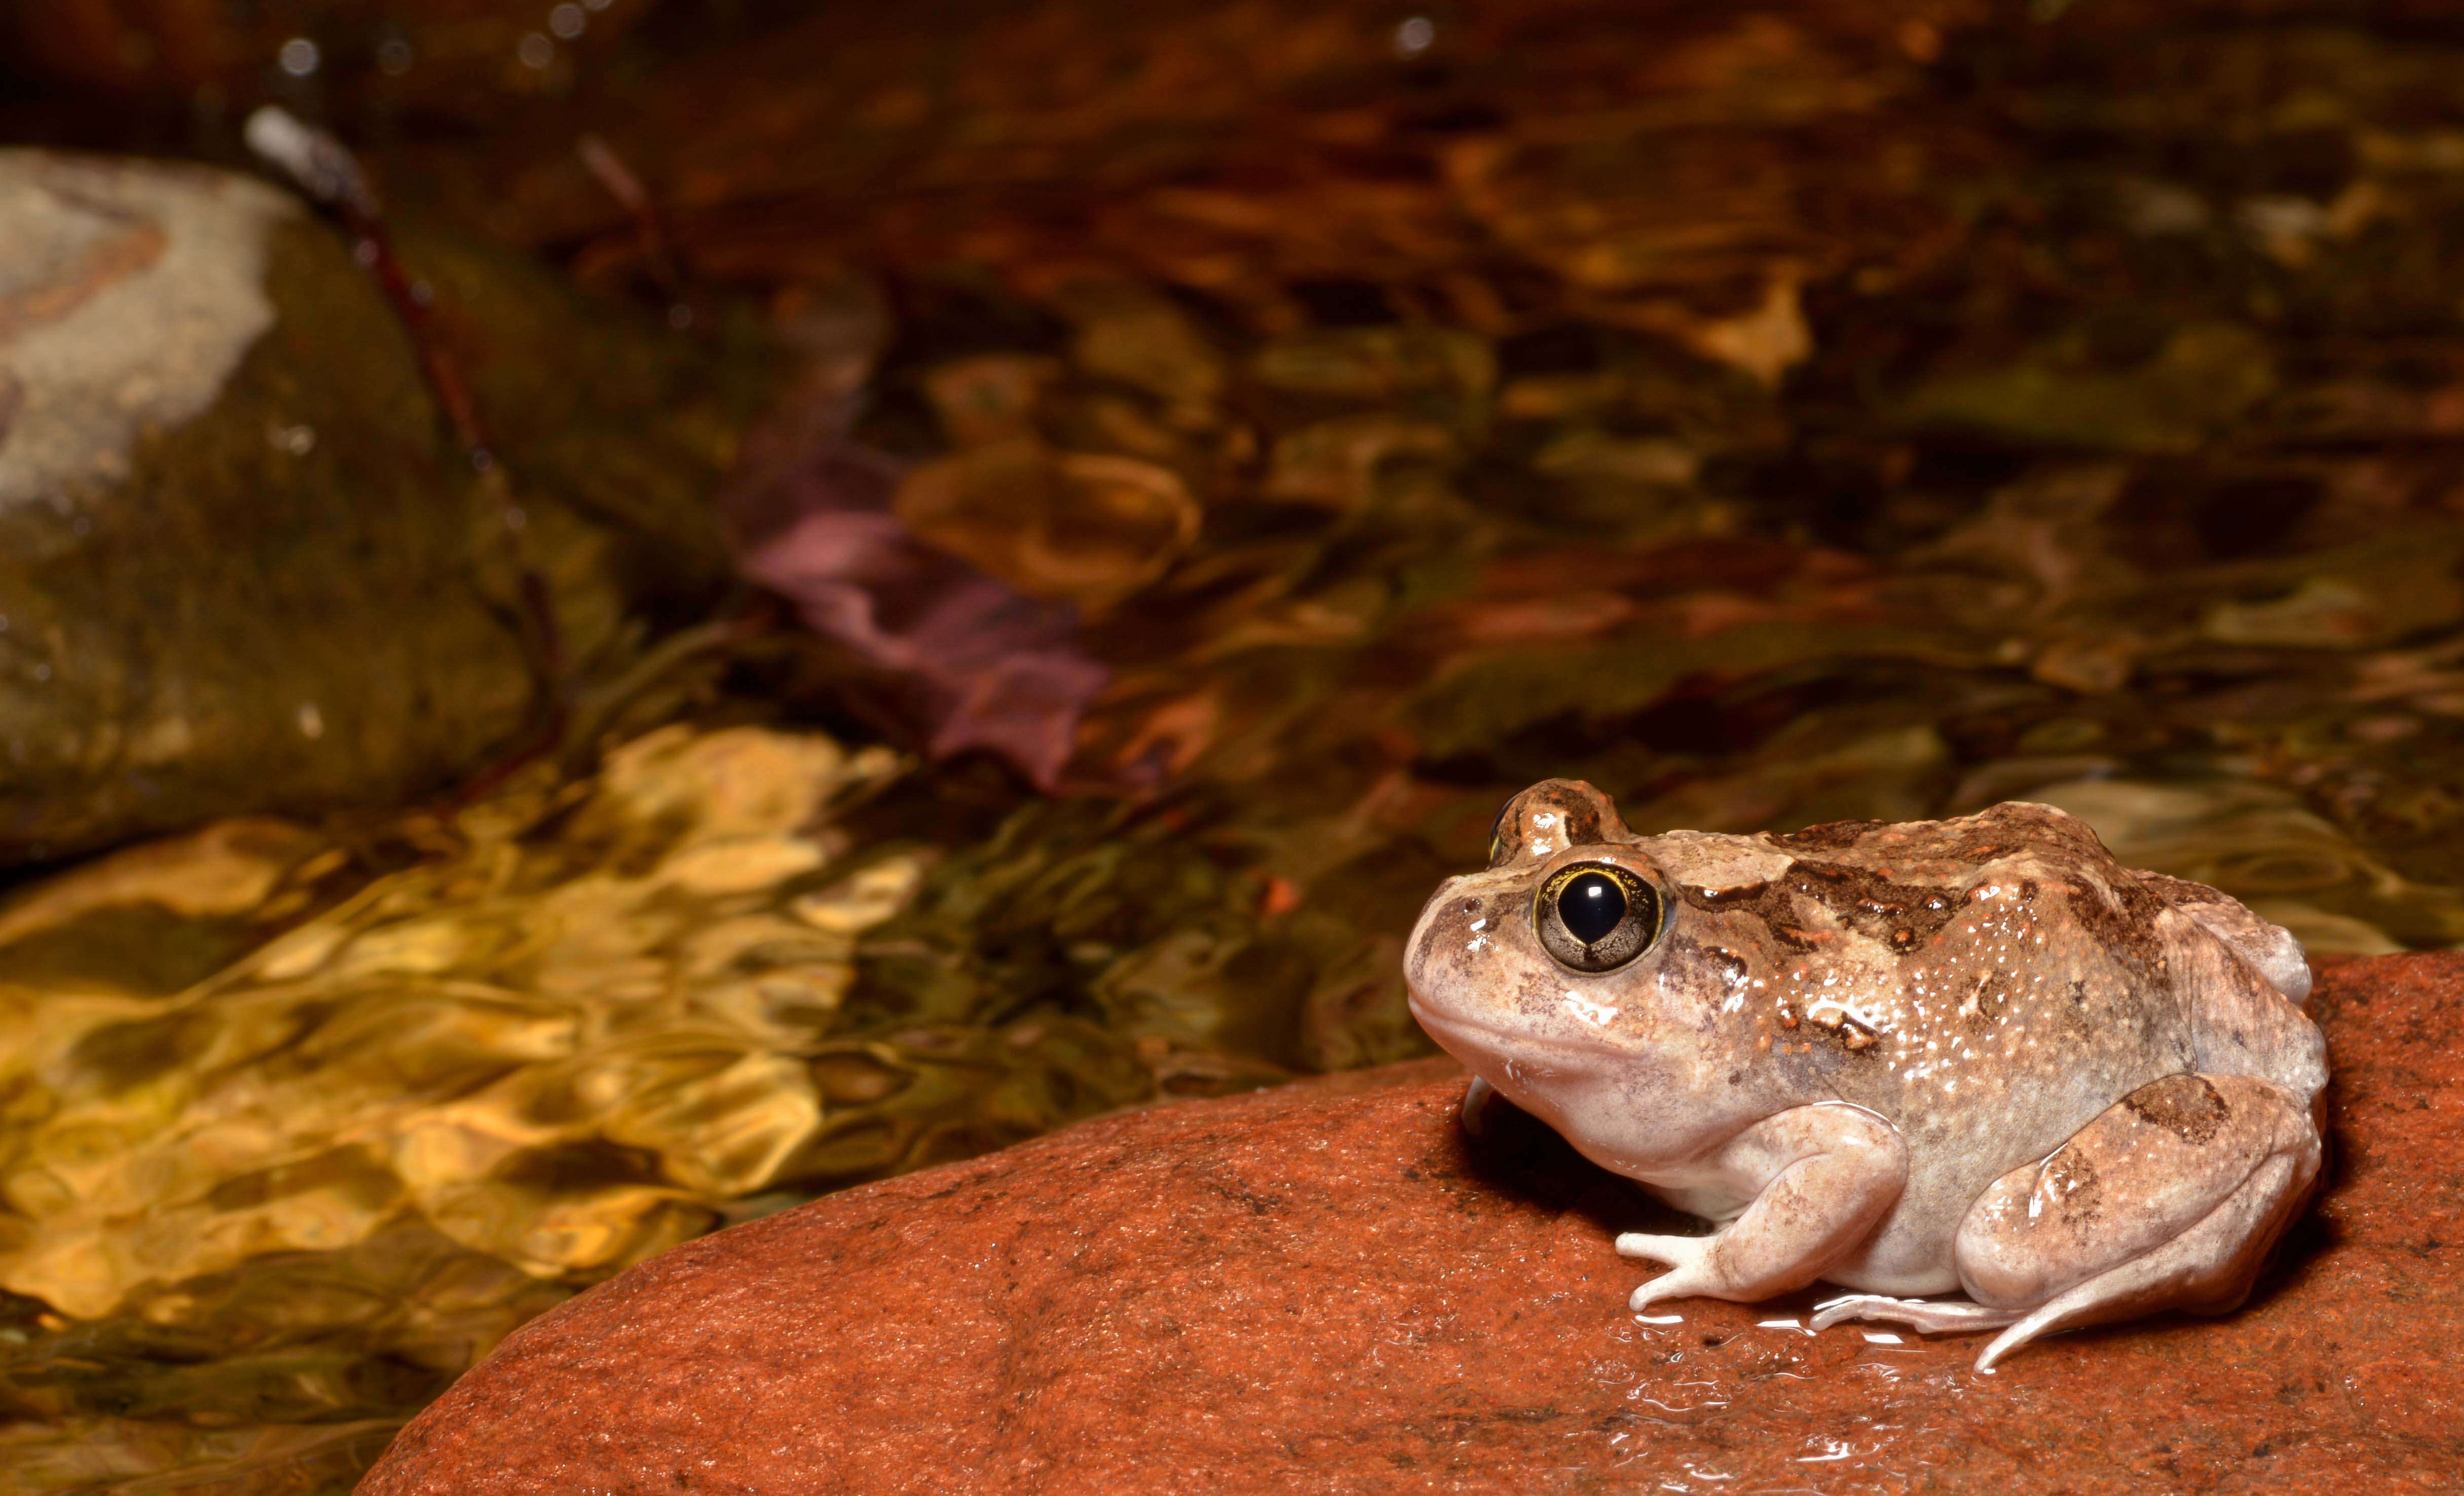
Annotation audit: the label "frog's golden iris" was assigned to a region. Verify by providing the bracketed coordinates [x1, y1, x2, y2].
[1535, 862, 1661, 973]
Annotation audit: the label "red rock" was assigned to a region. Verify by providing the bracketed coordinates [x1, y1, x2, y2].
[360, 955, 2464, 1494]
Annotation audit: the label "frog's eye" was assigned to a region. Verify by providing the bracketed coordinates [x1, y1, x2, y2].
[1535, 862, 1662, 974]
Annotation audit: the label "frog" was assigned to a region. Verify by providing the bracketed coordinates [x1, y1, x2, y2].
[1404, 779, 2329, 1370]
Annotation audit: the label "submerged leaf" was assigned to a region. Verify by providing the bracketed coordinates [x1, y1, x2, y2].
[893, 439, 1201, 611]
[729, 438, 1111, 790]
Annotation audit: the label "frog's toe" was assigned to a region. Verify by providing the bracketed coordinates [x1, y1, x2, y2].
[1628, 1266, 1708, 1313]
[1620, 1234, 1719, 1310]
[1809, 1294, 2023, 1335]
[1615, 1231, 1706, 1266]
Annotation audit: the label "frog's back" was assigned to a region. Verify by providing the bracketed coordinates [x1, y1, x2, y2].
[1766, 802, 2325, 1098]
[1672, 801, 2321, 1238]
[1709, 804, 2188, 1118]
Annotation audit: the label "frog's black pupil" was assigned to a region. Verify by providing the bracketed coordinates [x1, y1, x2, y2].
[1559, 872, 1626, 945]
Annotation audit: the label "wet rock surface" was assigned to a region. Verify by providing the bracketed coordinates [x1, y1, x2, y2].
[361, 954, 2463, 1494]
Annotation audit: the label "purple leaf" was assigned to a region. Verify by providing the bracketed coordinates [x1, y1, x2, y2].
[725, 432, 1109, 790]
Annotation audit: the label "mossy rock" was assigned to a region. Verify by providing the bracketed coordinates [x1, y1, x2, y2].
[0, 150, 749, 865]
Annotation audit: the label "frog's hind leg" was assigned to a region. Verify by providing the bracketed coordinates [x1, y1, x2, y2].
[1954, 1072, 2321, 1372]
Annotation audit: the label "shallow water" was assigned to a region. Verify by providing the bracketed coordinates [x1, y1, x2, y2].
[11, 1, 2464, 1487]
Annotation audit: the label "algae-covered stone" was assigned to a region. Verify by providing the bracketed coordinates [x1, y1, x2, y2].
[0, 151, 739, 866]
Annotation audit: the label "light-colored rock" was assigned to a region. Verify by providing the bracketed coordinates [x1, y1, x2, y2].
[0, 153, 289, 508]
[0, 151, 741, 865]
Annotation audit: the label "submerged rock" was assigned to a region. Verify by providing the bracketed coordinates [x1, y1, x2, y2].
[360, 954, 2462, 1493]
[0, 149, 739, 866]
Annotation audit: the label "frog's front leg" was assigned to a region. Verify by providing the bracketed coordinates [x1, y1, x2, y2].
[1616, 1103, 1906, 1312]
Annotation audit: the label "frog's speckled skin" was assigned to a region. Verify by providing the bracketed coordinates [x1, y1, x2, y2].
[1405, 780, 2329, 1369]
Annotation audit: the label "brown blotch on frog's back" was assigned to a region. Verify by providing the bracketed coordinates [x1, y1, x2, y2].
[1768, 818, 1888, 853]
[2049, 863, 2172, 990]
[1912, 802, 2109, 874]
[1782, 858, 1967, 948]
[1684, 879, 1774, 907]
[1803, 1004, 1883, 1053]
[1686, 938, 1751, 990]
[1651, 932, 1748, 1009]
[2042, 1145, 2103, 1226]
[1677, 856, 1966, 959]
[2123, 1073, 2230, 1143]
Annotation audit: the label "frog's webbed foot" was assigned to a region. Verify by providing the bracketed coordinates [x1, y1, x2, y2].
[1809, 1294, 2023, 1336]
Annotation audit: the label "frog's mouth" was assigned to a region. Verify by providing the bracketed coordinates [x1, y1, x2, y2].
[1405, 990, 1635, 1079]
